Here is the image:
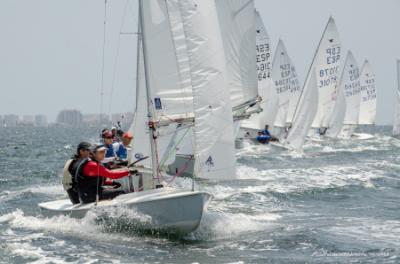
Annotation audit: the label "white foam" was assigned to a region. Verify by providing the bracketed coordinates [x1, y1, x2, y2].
[0, 185, 65, 202]
[191, 210, 281, 241]
[328, 217, 400, 247]
[230, 164, 379, 193]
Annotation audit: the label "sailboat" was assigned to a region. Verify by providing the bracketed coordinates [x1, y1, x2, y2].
[283, 17, 341, 150]
[352, 59, 377, 139]
[339, 51, 362, 139]
[239, 10, 276, 138]
[39, 0, 238, 234]
[270, 39, 301, 141]
[325, 56, 347, 139]
[393, 60, 400, 137]
[308, 17, 342, 140]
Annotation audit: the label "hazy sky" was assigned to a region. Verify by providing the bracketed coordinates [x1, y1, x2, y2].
[0, 0, 399, 124]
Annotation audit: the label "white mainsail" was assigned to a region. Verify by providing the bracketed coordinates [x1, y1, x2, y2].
[215, 0, 258, 114]
[342, 51, 361, 126]
[284, 70, 319, 150]
[284, 17, 340, 149]
[311, 17, 342, 130]
[179, 0, 236, 180]
[358, 60, 377, 125]
[272, 39, 295, 128]
[393, 60, 400, 137]
[131, 0, 197, 175]
[141, 0, 193, 125]
[325, 60, 347, 138]
[286, 53, 302, 126]
[241, 10, 276, 130]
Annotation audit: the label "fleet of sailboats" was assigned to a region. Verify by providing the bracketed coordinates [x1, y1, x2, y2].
[38, 1, 393, 235]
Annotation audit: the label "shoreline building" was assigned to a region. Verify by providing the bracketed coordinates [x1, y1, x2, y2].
[56, 110, 83, 126]
[21, 115, 35, 126]
[4, 114, 19, 127]
[35, 115, 48, 127]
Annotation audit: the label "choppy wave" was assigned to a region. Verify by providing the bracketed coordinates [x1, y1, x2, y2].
[1, 126, 399, 263]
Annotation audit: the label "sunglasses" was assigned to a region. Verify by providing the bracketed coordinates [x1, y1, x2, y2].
[105, 137, 113, 139]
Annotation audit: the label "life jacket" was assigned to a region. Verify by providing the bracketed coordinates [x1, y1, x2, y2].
[115, 143, 128, 160]
[105, 144, 115, 158]
[62, 159, 74, 191]
[75, 158, 104, 203]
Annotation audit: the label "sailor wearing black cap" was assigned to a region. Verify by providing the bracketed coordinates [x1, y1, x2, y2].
[74, 144, 131, 203]
[62, 142, 91, 204]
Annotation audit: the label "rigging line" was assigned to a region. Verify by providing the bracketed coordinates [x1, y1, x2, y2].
[108, 0, 130, 116]
[99, 0, 108, 123]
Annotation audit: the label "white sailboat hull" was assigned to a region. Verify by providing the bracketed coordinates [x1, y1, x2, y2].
[351, 132, 375, 140]
[39, 187, 211, 234]
[269, 141, 291, 150]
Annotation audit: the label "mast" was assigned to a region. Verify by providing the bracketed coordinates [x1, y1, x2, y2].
[138, 0, 160, 186]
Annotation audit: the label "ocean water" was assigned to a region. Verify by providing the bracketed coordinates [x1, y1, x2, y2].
[0, 126, 399, 263]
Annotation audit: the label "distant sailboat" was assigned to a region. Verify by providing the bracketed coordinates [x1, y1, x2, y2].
[309, 18, 342, 138]
[325, 58, 347, 139]
[284, 17, 341, 150]
[393, 60, 400, 137]
[271, 39, 301, 140]
[352, 59, 377, 139]
[240, 10, 276, 136]
[339, 51, 362, 139]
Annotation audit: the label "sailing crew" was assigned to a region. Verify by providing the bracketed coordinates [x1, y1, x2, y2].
[62, 142, 91, 204]
[111, 127, 120, 142]
[256, 125, 271, 143]
[256, 131, 270, 144]
[75, 144, 132, 203]
[113, 132, 133, 165]
[319, 127, 328, 136]
[102, 131, 116, 158]
[100, 128, 109, 143]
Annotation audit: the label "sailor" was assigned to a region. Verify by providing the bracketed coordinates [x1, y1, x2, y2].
[100, 128, 109, 143]
[75, 145, 133, 203]
[256, 125, 272, 144]
[102, 131, 116, 158]
[62, 142, 91, 204]
[319, 127, 328, 136]
[113, 132, 133, 165]
[256, 131, 270, 144]
[111, 127, 119, 142]
[115, 129, 124, 142]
